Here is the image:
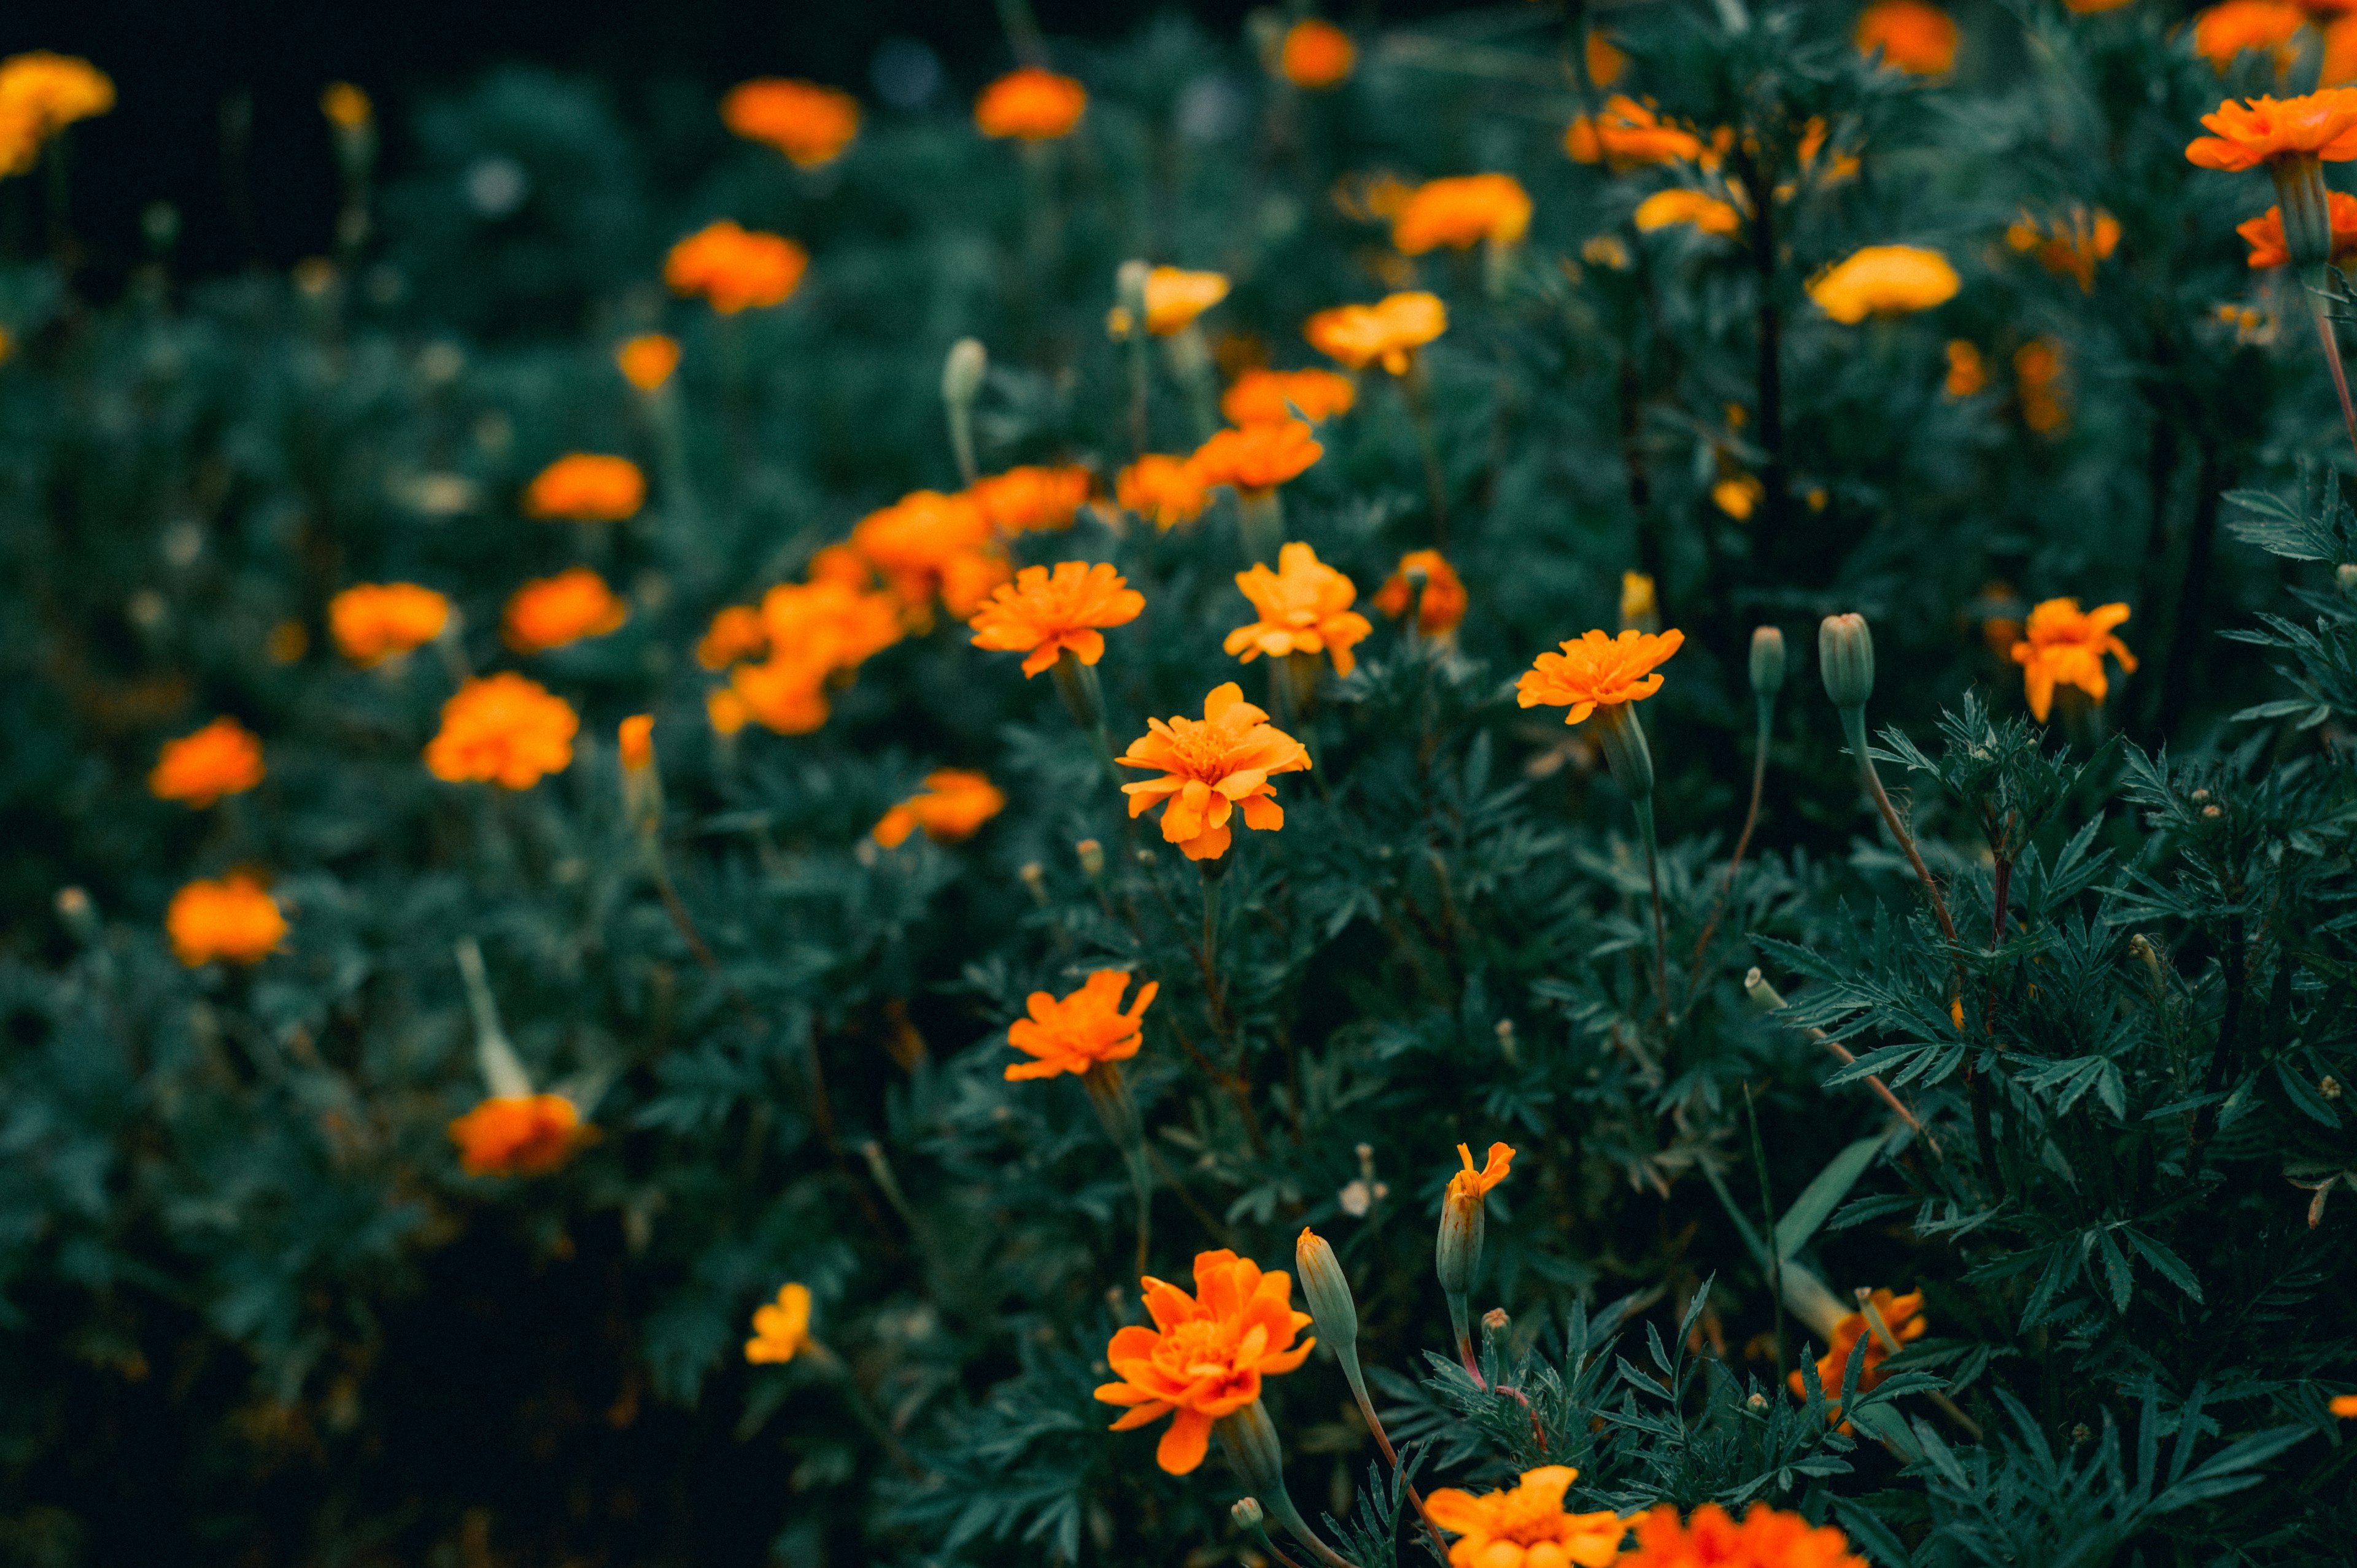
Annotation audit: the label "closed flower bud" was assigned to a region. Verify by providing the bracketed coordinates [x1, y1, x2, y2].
[1819, 612, 1876, 711]
[1435, 1183, 1485, 1299]
[1215, 1399, 1288, 1500]
[1075, 838, 1105, 878]
[942, 338, 988, 407]
[1231, 1498, 1265, 1532]
[1749, 625, 1787, 697]
[1295, 1229, 1359, 1349]
[2338, 562, 2357, 600]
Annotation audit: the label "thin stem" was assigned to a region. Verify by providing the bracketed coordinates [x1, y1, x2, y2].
[1840, 711, 1959, 947]
[1687, 697, 1771, 999]
[1744, 1084, 1786, 1388]
[1336, 1356, 1449, 1561]
[1401, 360, 1450, 548]
[1633, 797, 1672, 1024]
[2313, 287, 2357, 460]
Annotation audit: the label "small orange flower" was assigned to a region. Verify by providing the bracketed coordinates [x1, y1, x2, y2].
[851, 489, 1005, 617]
[2015, 338, 2069, 433]
[523, 454, 646, 522]
[1449, 1141, 1514, 1202]
[1945, 339, 1987, 396]
[1224, 542, 1371, 675]
[1118, 683, 1312, 861]
[616, 333, 680, 391]
[1806, 245, 1960, 323]
[1140, 266, 1230, 335]
[1620, 572, 1659, 629]
[166, 873, 285, 966]
[1280, 20, 1357, 90]
[1392, 173, 1534, 254]
[2187, 89, 2357, 171]
[665, 220, 809, 313]
[2192, 2, 2307, 74]
[1373, 549, 1467, 635]
[1787, 1288, 1925, 1421]
[503, 567, 629, 654]
[975, 67, 1087, 141]
[425, 673, 580, 789]
[1304, 292, 1447, 374]
[1191, 420, 1325, 497]
[150, 717, 265, 808]
[1564, 96, 1705, 166]
[2011, 598, 2135, 720]
[2239, 190, 2357, 263]
[1635, 188, 1742, 236]
[873, 768, 1007, 848]
[1222, 367, 1357, 426]
[697, 604, 768, 670]
[448, 1093, 593, 1177]
[2006, 205, 2120, 290]
[757, 579, 904, 672]
[1093, 1249, 1317, 1475]
[1005, 970, 1158, 1080]
[746, 1284, 813, 1364]
[970, 464, 1093, 534]
[721, 78, 860, 168]
[1517, 628, 1684, 725]
[618, 713, 654, 771]
[1618, 1502, 1868, 1568]
[0, 53, 113, 174]
[1116, 454, 1212, 529]
[330, 582, 451, 665]
[969, 562, 1145, 676]
[1855, 0, 1959, 74]
[1713, 474, 1765, 520]
[2332, 1393, 2357, 1417]
[320, 82, 372, 129]
[1423, 1466, 1627, 1568]
[731, 657, 831, 735]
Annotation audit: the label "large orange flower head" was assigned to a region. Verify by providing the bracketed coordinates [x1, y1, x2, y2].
[975, 67, 1087, 140]
[150, 716, 265, 808]
[1855, 0, 1959, 74]
[166, 874, 286, 966]
[971, 464, 1093, 533]
[722, 78, 861, 168]
[850, 489, 1007, 617]
[1373, 548, 1469, 635]
[1116, 454, 1213, 530]
[1119, 683, 1312, 861]
[330, 582, 451, 665]
[1423, 1466, 1628, 1568]
[1137, 266, 1230, 336]
[1280, 20, 1357, 90]
[2193, 2, 2309, 75]
[1787, 1288, 1924, 1419]
[1565, 96, 1705, 166]
[665, 220, 809, 313]
[1223, 367, 1358, 426]
[1393, 174, 1534, 255]
[503, 567, 629, 654]
[616, 333, 681, 392]
[1449, 1141, 1515, 1202]
[1004, 969, 1158, 1079]
[1517, 628, 1684, 725]
[1806, 245, 1960, 322]
[1618, 1502, 1868, 1568]
[873, 768, 1007, 848]
[0, 53, 114, 174]
[1224, 542, 1372, 676]
[1093, 1249, 1316, 1475]
[524, 454, 645, 522]
[1190, 420, 1325, 496]
[2010, 598, 2135, 720]
[425, 673, 579, 789]
[2240, 190, 2357, 263]
[448, 1093, 592, 1177]
[1306, 292, 1448, 374]
[746, 1284, 813, 1364]
[2186, 90, 2357, 171]
[969, 561, 1144, 676]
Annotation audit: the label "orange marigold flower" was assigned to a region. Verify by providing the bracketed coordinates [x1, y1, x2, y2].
[1141, 266, 1230, 335]
[969, 561, 1144, 676]
[2331, 1393, 2357, 1417]
[2192, 2, 2307, 74]
[1191, 420, 1325, 497]
[2006, 205, 2121, 290]
[1118, 683, 1312, 861]
[873, 768, 1007, 848]
[1787, 1288, 1925, 1421]
[746, 1283, 814, 1364]
[1855, 0, 1959, 74]
[1222, 367, 1357, 427]
[150, 716, 265, 808]
[616, 333, 680, 391]
[1373, 548, 1468, 635]
[851, 489, 1004, 616]
[425, 673, 580, 789]
[971, 464, 1093, 533]
[1423, 1465, 1628, 1568]
[2015, 338, 2069, 434]
[503, 567, 629, 654]
[975, 67, 1087, 141]
[1517, 628, 1684, 725]
[166, 873, 287, 967]
[330, 582, 451, 665]
[448, 1093, 593, 1177]
[1281, 20, 1357, 90]
[1117, 454, 1213, 530]
[2187, 89, 2357, 170]
[523, 454, 646, 522]
[665, 220, 809, 313]
[722, 78, 860, 168]
[1093, 1248, 1316, 1474]
[1005, 970, 1158, 1080]
[1392, 173, 1534, 255]
[1304, 292, 1447, 374]
[1635, 188, 1742, 236]
[1224, 542, 1371, 675]
[0, 53, 113, 174]
[2011, 598, 2135, 720]
[1619, 1502, 1868, 1568]
[1565, 96, 1705, 166]
[731, 656, 831, 735]
[1806, 244, 1960, 323]
[320, 82, 372, 129]
[758, 579, 904, 672]
[697, 604, 768, 670]
[1449, 1141, 1515, 1201]
[1945, 339, 1987, 396]
[2239, 190, 2357, 263]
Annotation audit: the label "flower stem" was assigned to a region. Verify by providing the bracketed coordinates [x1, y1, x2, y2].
[1332, 1345, 1449, 1561]
[1836, 708, 1958, 948]
[1633, 795, 1671, 1024]
[1687, 692, 1771, 1000]
[2312, 286, 2357, 461]
[1401, 358, 1450, 549]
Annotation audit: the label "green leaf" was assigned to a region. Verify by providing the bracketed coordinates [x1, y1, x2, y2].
[1776, 1133, 1892, 1262]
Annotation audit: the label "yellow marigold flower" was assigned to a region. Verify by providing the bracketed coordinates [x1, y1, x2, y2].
[1281, 20, 1357, 90]
[1392, 174, 1534, 255]
[616, 333, 680, 391]
[1304, 292, 1446, 374]
[1517, 628, 1685, 725]
[503, 567, 629, 654]
[851, 489, 1004, 617]
[1118, 683, 1312, 861]
[721, 78, 860, 168]
[2008, 205, 2120, 291]
[320, 82, 372, 129]
[2187, 89, 2357, 171]
[1449, 1141, 1514, 1201]
[664, 220, 808, 313]
[746, 1283, 813, 1364]
[1093, 1249, 1317, 1474]
[1618, 1502, 1867, 1568]
[448, 1093, 593, 1177]
[330, 582, 450, 666]
[1713, 474, 1764, 520]
[425, 673, 579, 789]
[971, 464, 1093, 534]
[1372, 548, 1467, 635]
[1005, 970, 1158, 1080]
[2192, 2, 2307, 74]
[0, 53, 113, 175]
[873, 768, 1007, 848]
[1142, 266, 1229, 334]
[2014, 338, 2069, 434]
[1565, 96, 1704, 167]
[150, 716, 265, 808]
[1423, 1465, 1628, 1568]
[1635, 188, 1742, 236]
[969, 561, 1144, 676]
[1855, 0, 1959, 74]
[1787, 1287, 1924, 1418]
[1191, 420, 1325, 498]
[1945, 339, 1987, 396]
[2011, 598, 2134, 720]
[166, 873, 286, 967]
[2238, 190, 2357, 265]
[1806, 245, 1960, 323]
[523, 454, 645, 522]
[1224, 542, 1371, 676]
[975, 67, 1087, 141]
[1116, 454, 1212, 530]
[1222, 367, 1357, 426]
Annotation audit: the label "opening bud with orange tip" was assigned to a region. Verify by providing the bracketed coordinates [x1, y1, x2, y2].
[1750, 625, 1787, 701]
[1818, 612, 1876, 716]
[1436, 1141, 1514, 1385]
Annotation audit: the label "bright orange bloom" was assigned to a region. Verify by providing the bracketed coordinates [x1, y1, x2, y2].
[150, 717, 265, 807]
[425, 673, 579, 789]
[1945, 339, 1987, 396]
[1423, 1466, 1627, 1568]
[2331, 1393, 2357, 1416]
[503, 567, 629, 654]
[1449, 1141, 1515, 1202]
[1281, 20, 1357, 90]
[722, 78, 860, 168]
[971, 464, 1093, 533]
[1140, 266, 1230, 335]
[1635, 188, 1742, 236]
[2187, 90, 2357, 170]
[873, 768, 1007, 848]
[166, 874, 286, 966]
[2239, 190, 2357, 263]
[2011, 598, 2135, 720]
[1224, 542, 1371, 675]
[616, 333, 680, 391]
[1093, 1249, 1316, 1475]
[523, 454, 646, 522]
[1304, 292, 1447, 374]
[2192, 2, 2307, 74]
[1117, 454, 1212, 529]
[618, 713, 654, 771]
[1787, 1288, 1925, 1421]
[969, 561, 1144, 676]
[1587, 31, 1627, 85]
[1564, 96, 1705, 166]
[1392, 173, 1534, 254]
[330, 582, 451, 665]
[665, 220, 809, 312]
[697, 604, 768, 670]
[320, 82, 372, 129]
[1119, 684, 1312, 861]
[0, 53, 113, 176]
[1517, 628, 1684, 725]
[730, 657, 831, 735]
[1191, 420, 1324, 496]
[1222, 367, 1357, 426]
[1619, 1502, 1867, 1568]
[745, 1284, 813, 1364]
[757, 579, 904, 673]
[975, 67, 1087, 140]
[1806, 245, 1960, 322]
[448, 1093, 592, 1177]
[1373, 549, 1468, 635]
[1855, 0, 1959, 74]
[2015, 338, 2069, 434]
[1004, 970, 1158, 1080]
[851, 489, 1007, 617]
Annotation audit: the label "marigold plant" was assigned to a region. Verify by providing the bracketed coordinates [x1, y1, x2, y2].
[1118, 683, 1311, 860]
[1304, 291, 1446, 373]
[522, 454, 646, 522]
[424, 673, 579, 789]
[1093, 1249, 1315, 1474]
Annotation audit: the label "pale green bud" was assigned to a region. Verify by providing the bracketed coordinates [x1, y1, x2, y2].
[1749, 625, 1787, 698]
[1818, 612, 1875, 711]
[1295, 1229, 1358, 1350]
[942, 338, 988, 407]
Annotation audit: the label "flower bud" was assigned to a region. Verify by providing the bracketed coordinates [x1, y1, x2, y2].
[1818, 612, 1875, 711]
[619, 714, 661, 838]
[1214, 1399, 1288, 1500]
[1115, 260, 1150, 339]
[1749, 625, 1787, 698]
[1295, 1229, 1358, 1349]
[1434, 1183, 1485, 1299]
[1231, 1498, 1265, 1532]
[2338, 562, 2357, 600]
[1592, 701, 1655, 800]
[1075, 838, 1105, 879]
[942, 338, 988, 408]
[55, 886, 99, 944]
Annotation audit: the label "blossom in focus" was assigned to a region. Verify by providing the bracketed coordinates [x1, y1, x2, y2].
[2005, 206, 2120, 290]
[970, 464, 1093, 533]
[1564, 96, 1705, 166]
[873, 768, 1007, 848]
[1617, 1502, 1867, 1568]
[1119, 684, 1312, 860]
[2014, 338, 2069, 434]
[745, 1284, 814, 1364]
[1423, 1466, 1628, 1568]
[1224, 542, 1371, 675]
[975, 67, 1087, 140]
[1788, 1288, 1925, 1422]
[1448, 1141, 1514, 1202]
[1190, 420, 1324, 496]
[503, 567, 629, 654]
[1280, 20, 1357, 90]
[850, 489, 1008, 619]
[2185, 89, 2357, 171]
[166, 874, 286, 967]
[722, 78, 861, 168]
[1093, 1248, 1316, 1474]
[150, 717, 265, 808]
[1806, 245, 1960, 323]
[2011, 598, 2135, 720]
[523, 454, 646, 522]
[1137, 266, 1229, 335]
[1117, 454, 1212, 529]
[1855, 0, 1959, 74]
[1635, 188, 1742, 237]
[331, 582, 451, 666]
[1004, 970, 1158, 1080]
[616, 333, 680, 391]
[1222, 367, 1357, 426]
[1945, 339, 1987, 397]
[665, 220, 809, 312]
[969, 561, 1144, 676]
[1304, 292, 1447, 374]
[2238, 191, 2357, 264]
[0, 53, 114, 176]
[425, 673, 579, 789]
[1373, 548, 1467, 635]
[1517, 629, 1684, 725]
[1392, 174, 1534, 254]
[449, 1093, 593, 1177]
